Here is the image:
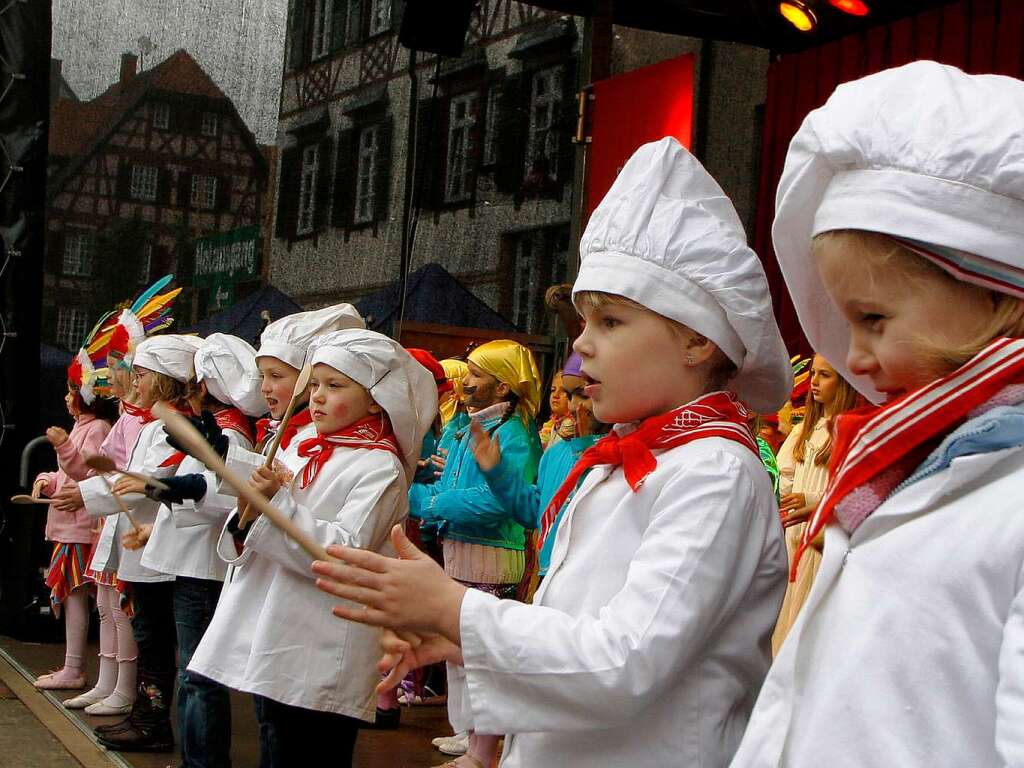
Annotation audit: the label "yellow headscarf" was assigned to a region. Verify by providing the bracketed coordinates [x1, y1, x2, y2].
[439, 358, 469, 426]
[467, 340, 542, 423]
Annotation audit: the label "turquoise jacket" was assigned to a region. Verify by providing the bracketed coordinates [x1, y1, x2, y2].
[410, 408, 541, 550]
[413, 430, 440, 486]
[482, 433, 601, 575]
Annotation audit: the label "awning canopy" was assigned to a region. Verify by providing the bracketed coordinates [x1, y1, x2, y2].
[356, 263, 517, 334]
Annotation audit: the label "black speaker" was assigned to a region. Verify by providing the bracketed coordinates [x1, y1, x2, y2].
[398, 0, 478, 58]
[0, 0, 52, 640]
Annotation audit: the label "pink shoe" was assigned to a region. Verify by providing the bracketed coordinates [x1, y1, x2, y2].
[33, 669, 86, 690]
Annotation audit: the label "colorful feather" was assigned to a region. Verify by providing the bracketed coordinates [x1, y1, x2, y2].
[130, 274, 174, 315]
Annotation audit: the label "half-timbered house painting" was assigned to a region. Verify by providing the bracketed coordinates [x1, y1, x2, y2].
[269, 0, 582, 335]
[45, 50, 270, 347]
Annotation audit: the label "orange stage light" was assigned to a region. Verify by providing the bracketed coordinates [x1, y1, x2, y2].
[828, 0, 869, 16]
[779, 1, 817, 31]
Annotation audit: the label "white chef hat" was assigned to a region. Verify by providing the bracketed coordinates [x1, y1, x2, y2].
[573, 136, 793, 413]
[194, 333, 266, 417]
[257, 304, 365, 370]
[774, 61, 1024, 403]
[307, 329, 438, 480]
[133, 334, 204, 383]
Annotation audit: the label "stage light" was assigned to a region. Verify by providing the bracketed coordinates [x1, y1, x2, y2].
[779, 1, 817, 31]
[828, 0, 869, 15]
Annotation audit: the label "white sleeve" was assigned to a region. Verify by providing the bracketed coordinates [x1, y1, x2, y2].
[244, 457, 406, 578]
[80, 474, 121, 519]
[458, 453, 771, 734]
[996, 567, 1024, 767]
[218, 443, 267, 498]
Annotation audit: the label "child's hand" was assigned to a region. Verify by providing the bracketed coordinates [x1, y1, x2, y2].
[250, 465, 281, 501]
[429, 447, 448, 476]
[31, 478, 48, 499]
[779, 493, 811, 527]
[312, 524, 468, 643]
[112, 476, 146, 496]
[121, 523, 153, 551]
[51, 484, 83, 512]
[469, 420, 501, 472]
[270, 460, 293, 486]
[376, 629, 464, 694]
[45, 427, 69, 447]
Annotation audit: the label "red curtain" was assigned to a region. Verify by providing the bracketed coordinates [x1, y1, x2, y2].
[755, 0, 1024, 355]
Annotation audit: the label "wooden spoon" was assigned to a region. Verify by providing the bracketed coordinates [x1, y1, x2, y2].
[85, 455, 170, 491]
[10, 495, 55, 505]
[98, 475, 141, 533]
[238, 364, 311, 530]
[154, 402, 328, 562]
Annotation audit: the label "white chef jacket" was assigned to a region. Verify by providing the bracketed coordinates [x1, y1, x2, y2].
[186, 426, 312, 691]
[81, 418, 178, 583]
[191, 437, 408, 720]
[730, 444, 1024, 768]
[140, 427, 253, 581]
[454, 436, 787, 768]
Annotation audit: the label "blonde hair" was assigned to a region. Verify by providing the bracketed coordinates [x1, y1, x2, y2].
[148, 371, 190, 407]
[574, 290, 738, 391]
[792, 355, 861, 466]
[813, 230, 1024, 371]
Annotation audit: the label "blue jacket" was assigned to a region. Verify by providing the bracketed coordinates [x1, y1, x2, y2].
[410, 409, 541, 550]
[413, 430, 440, 486]
[483, 433, 601, 575]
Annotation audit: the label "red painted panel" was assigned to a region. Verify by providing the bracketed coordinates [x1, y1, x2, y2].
[585, 54, 695, 221]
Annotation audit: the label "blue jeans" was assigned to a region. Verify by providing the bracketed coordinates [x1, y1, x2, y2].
[129, 580, 177, 724]
[253, 694, 359, 768]
[174, 576, 231, 768]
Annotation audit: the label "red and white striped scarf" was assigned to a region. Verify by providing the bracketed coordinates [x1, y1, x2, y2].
[297, 413, 400, 489]
[793, 337, 1024, 580]
[538, 391, 758, 549]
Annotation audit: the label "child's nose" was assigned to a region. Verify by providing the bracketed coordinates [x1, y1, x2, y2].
[572, 328, 594, 357]
[846, 344, 877, 378]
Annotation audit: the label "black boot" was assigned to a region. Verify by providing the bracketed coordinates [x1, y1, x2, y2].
[93, 716, 134, 737]
[96, 681, 174, 752]
[96, 718, 174, 752]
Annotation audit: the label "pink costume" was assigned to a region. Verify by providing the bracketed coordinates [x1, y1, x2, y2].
[35, 414, 111, 544]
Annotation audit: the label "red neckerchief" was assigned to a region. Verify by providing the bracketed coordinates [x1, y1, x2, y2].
[213, 407, 256, 447]
[256, 407, 313, 452]
[160, 407, 256, 467]
[792, 337, 1024, 581]
[539, 391, 758, 548]
[297, 413, 400, 489]
[123, 401, 153, 422]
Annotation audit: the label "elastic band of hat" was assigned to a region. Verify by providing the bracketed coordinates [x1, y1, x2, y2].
[892, 236, 1024, 301]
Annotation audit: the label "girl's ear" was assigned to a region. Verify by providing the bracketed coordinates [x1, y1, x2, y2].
[683, 333, 718, 366]
[369, 399, 383, 415]
[495, 381, 511, 399]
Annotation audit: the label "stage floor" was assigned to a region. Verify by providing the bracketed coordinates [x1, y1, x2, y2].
[0, 634, 454, 767]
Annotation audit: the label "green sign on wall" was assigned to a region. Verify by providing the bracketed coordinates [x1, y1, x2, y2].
[194, 226, 260, 311]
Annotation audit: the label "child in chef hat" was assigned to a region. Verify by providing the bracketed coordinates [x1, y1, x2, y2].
[728, 61, 1024, 768]
[312, 137, 794, 768]
[198, 328, 436, 767]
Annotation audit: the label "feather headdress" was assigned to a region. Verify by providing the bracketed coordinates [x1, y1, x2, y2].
[101, 274, 182, 362]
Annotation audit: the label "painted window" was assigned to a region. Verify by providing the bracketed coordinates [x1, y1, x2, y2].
[130, 164, 159, 201]
[297, 143, 321, 234]
[445, 92, 479, 202]
[526, 66, 563, 177]
[354, 125, 380, 223]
